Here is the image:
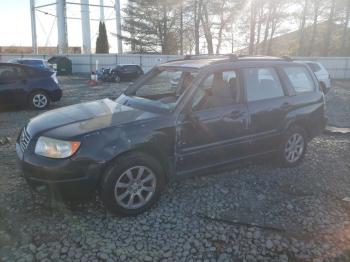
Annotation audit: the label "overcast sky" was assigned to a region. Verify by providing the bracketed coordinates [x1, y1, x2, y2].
[0, 0, 124, 52]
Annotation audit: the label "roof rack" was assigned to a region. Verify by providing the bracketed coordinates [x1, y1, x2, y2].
[280, 55, 293, 62]
[183, 54, 238, 61]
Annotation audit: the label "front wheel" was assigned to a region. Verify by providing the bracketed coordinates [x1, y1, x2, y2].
[100, 152, 165, 216]
[278, 126, 307, 167]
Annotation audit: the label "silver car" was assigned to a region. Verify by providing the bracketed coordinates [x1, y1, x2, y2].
[304, 61, 331, 93]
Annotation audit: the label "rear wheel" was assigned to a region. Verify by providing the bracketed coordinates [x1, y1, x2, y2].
[100, 152, 165, 216]
[29, 91, 50, 110]
[278, 126, 307, 167]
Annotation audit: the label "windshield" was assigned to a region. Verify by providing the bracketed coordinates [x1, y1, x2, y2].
[124, 67, 198, 110]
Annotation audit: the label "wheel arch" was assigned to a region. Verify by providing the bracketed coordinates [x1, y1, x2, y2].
[99, 142, 172, 189]
[284, 118, 311, 141]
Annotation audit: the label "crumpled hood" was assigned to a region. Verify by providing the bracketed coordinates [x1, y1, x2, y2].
[26, 98, 159, 139]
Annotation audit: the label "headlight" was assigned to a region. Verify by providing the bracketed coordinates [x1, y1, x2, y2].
[35, 137, 81, 159]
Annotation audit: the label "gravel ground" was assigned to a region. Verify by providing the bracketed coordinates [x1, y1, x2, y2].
[0, 77, 350, 261]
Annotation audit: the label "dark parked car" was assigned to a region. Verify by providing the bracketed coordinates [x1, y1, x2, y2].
[9, 58, 54, 72]
[98, 64, 144, 82]
[0, 63, 62, 109]
[16, 56, 326, 215]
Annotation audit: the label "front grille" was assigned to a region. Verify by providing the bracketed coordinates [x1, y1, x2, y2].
[19, 128, 31, 152]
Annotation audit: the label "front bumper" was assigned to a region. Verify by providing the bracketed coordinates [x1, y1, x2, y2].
[16, 143, 103, 199]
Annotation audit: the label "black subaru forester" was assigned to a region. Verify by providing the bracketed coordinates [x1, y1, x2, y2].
[16, 55, 327, 216]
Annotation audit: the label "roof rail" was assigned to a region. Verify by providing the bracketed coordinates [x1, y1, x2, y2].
[183, 54, 239, 61]
[281, 56, 293, 62]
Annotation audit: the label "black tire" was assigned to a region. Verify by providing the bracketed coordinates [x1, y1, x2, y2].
[278, 126, 307, 167]
[100, 152, 165, 216]
[29, 91, 50, 110]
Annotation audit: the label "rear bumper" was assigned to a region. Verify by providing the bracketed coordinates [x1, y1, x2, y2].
[16, 143, 103, 199]
[49, 88, 63, 102]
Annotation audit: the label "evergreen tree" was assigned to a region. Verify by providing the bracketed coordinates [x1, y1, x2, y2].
[123, 0, 178, 54]
[96, 22, 109, 53]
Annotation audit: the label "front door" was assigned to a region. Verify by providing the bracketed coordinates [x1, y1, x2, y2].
[175, 69, 250, 174]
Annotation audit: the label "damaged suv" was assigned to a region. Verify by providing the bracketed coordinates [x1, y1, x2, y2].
[16, 55, 327, 215]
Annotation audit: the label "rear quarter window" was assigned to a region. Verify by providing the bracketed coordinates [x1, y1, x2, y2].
[282, 66, 315, 93]
[306, 62, 321, 73]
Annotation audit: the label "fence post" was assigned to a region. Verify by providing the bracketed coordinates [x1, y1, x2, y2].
[140, 55, 143, 69]
[116, 54, 118, 65]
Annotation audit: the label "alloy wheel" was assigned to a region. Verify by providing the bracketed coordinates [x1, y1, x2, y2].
[114, 166, 156, 209]
[284, 133, 305, 163]
[32, 93, 48, 109]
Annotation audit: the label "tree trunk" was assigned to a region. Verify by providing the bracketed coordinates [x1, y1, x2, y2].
[180, 3, 184, 55]
[307, 0, 320, 56]
[249, 0, 257, 55]
[298, 0, 309, 56]
[262, 9, 271, 55]
[267, 19, 277, 55]
[200, 2, 214, 54]
[194, 0, 202, 54]
[322, 0, 336, 56]
[341, 0, 350, 54]
[216, 26, 224, 54]
[255, 2, 264, 54]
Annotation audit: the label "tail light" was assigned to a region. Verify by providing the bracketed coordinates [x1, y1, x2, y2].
[51, 72, 59, 84]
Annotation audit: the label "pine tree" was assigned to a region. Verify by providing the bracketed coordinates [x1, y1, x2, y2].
[123, 0, 178, 54]
[96, 22, 109, 53]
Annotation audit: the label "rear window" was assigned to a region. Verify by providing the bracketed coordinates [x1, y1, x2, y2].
[283, 66, 315, 93]
[306, 62, 321, 73]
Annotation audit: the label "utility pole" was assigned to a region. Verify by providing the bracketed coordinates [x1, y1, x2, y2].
[81, 0, 91, 53]
[30, 0, 38, 54]
[57, 0, 68, 54]
[115, 0, 123, 54]
[100, 0, 105, 22]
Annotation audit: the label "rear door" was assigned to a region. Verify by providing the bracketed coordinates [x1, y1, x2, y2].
[242, 67, 290, 154]
[0, 65, 28, 106]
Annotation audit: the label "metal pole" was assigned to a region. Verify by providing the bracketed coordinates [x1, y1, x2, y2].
[30, 0, 38, 54]
[81, 0, 91, 54]
[57, 0, 68, 54]
[115, 0, 123, 54]
[100, 0, 105, 22]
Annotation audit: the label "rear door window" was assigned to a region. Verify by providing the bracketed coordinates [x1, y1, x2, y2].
[282, 66, 315, 93]
[243, 67, 284, 102]
[0, 65, 24, 81]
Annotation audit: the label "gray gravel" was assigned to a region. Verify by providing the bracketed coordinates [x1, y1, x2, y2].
[1, 77, 350, 261]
